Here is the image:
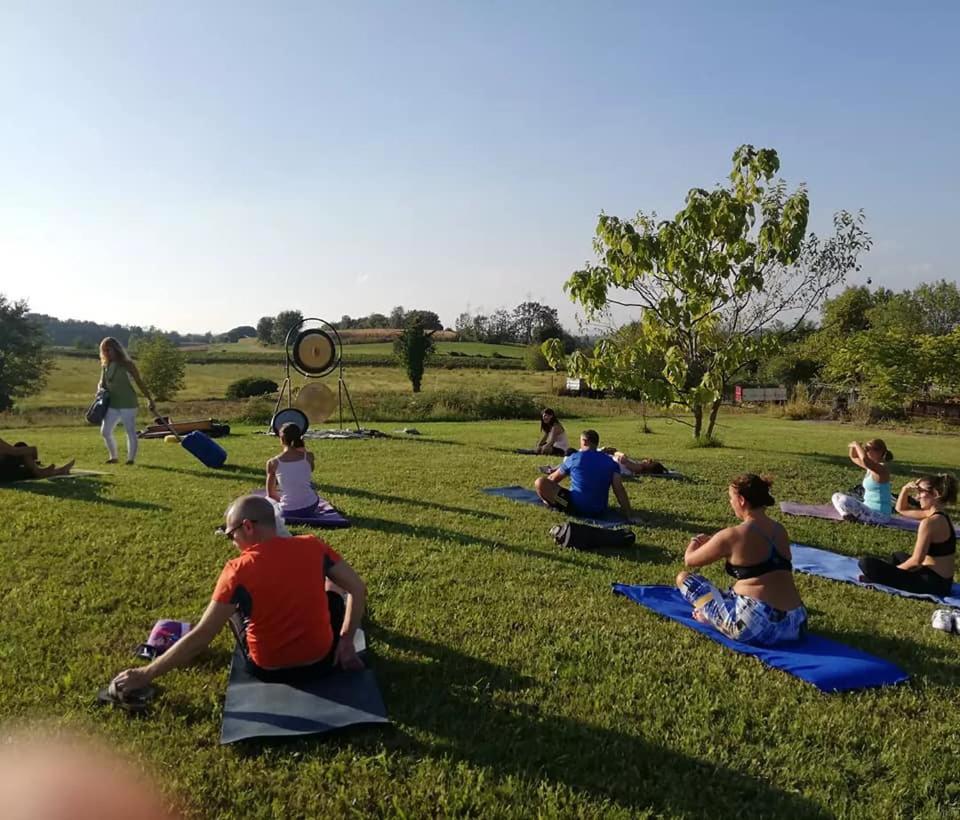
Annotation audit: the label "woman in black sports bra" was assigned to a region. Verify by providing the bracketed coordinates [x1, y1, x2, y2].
[859, 474, 958, 597]
[676, 474, 807, 646]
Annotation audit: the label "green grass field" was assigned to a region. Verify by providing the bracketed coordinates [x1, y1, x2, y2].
[2, 415, 959, 817]
[18, 355, 559, 411]
[174, 338, 526, 359]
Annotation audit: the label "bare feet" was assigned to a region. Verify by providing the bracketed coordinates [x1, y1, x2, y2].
[53, 460, 75, 477]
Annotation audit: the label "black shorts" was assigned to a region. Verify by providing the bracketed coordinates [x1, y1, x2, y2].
[243, 591, 346, 684]
[554, 486, 578, 515]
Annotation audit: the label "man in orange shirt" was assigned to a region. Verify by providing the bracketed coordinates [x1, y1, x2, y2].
[112, 495, 367, 693]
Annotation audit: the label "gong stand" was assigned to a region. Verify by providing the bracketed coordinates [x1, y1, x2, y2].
[270, 318, 361, 434]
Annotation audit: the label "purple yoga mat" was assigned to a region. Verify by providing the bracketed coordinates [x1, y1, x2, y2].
[251, 489, 350, 528]
[779, 502, 919, 532]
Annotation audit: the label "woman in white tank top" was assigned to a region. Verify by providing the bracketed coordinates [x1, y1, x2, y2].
[266, 423, 320, 513]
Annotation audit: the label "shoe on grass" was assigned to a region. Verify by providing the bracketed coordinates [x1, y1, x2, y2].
[931, 609, 956, 633]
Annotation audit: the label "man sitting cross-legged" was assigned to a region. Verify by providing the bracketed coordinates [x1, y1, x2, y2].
[534, 429, 642, 523]
[112, 494, 367, 694]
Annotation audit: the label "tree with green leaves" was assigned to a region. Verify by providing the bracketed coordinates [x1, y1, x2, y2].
[0, 295, 52, 412]
[137, 335, 186, 401]
[545, 145, 871, 439]
[256, 316, 275, 345]
[271, 310, 304, 346]
[393, 318, 436, 393]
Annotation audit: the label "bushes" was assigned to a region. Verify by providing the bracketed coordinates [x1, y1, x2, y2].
[226, 377, 279, 400]
[352, 389, 540, 422]
[524, 344, 550, 371]
[231, 397, 275, 424]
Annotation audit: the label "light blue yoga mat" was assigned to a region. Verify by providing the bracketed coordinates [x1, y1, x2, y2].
[612, 583, 908, 693]
[791, 543, 960, 607]
[482, 485, 630, 529]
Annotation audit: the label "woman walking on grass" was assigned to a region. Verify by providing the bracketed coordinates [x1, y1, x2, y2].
[98, 337, 157, 465]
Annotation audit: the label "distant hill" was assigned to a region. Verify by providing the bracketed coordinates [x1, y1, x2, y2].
[32, 314, 256, 348]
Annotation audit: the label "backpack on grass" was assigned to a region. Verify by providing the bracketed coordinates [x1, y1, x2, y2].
[549, 522, 636, 551]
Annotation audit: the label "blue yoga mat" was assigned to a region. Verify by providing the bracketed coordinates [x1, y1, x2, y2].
[482, 485, 630, 529]
[612, 583, 908, 693]
[220, 642, 388, 744]
[791, 543, 960, 607]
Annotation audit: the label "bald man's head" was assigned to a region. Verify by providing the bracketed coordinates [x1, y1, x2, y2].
[223, 495, 278, 545]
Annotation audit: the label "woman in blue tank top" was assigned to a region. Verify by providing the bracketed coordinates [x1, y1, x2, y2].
[831, 438, 893, 525]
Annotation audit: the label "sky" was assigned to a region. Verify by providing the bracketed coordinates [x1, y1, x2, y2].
[1, 1, 958, 334]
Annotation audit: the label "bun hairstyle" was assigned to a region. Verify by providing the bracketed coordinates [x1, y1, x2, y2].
[731, 473, 776, 508]
[279, 423, 305, 449]
[540, 408, 558, 433]
[923, 474, 959, 505]
[866, 438, 893, 462]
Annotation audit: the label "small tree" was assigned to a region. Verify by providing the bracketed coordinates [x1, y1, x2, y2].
[0, 295, 52, 412]
[271, 310, 304, 346]
[393, 318, 436, 393]
[256, 316, 275, 345]
[548, 145, 871, 439]
[137, 335, 186, 401]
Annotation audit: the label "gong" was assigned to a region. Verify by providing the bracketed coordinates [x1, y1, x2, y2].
[294, 382, 336, 423]
[270, 407, 309, 436]
[289, 328, 338, 377]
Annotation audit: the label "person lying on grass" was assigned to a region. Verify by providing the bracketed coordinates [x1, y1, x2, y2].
[534, 429, 642, 523]
[858, 474, 958, 597]
[0, 438, 74, 482]
[600, 447, 667, 476]
[112, 494, 367, 695]
[266, 422, 320, 515]
[676, 474, 807, 646]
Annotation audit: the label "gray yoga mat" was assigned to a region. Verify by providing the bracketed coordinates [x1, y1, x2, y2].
[220, 631, 388, 744]
[779, 501, 920, 532]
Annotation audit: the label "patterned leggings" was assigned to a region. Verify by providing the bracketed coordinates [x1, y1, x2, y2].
[679, 574, 808, 646]
[832, 493, 890, 526]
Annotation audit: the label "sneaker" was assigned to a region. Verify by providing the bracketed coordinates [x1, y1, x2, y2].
[931, 609, 956, 633]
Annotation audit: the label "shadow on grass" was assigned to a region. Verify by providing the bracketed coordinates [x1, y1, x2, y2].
[783, 450, 957, 478]
[348, 513, 666, 571]
[137, 463, 264, 481]
[363, 627, 830, 818]
[322, 484, 506, 521]
[2, 477, 170, 511]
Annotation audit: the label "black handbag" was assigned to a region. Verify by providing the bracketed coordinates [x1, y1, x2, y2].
[85, 388, 110, 425]
[550, 522, 636, 551]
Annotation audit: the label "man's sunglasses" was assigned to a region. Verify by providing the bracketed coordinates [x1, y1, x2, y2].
[215, 519, 258, 538]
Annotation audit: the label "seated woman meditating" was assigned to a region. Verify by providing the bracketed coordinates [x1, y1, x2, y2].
[832, 439, 893, 525]
[0, 438, 74, 482]
[266, 423, 320, 516]
[600, 447, 667, 475]
[859, 474, 958, 596]
[676, 474, 807, 646]
[536, 408, 570, 456]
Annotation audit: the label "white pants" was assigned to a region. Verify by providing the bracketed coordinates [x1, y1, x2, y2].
[831, 492, 890, 526]
[101, 407, 138, 462]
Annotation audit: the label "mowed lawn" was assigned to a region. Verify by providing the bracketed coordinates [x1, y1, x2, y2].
[2, 415, 960, 817]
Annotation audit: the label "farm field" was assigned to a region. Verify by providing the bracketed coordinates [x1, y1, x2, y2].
[2, 415, 960, 817]
[18, 355, 559, 411]
[178, 338, 527, 359]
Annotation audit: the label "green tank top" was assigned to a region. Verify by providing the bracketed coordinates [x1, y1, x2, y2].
[104, 362, 138, 408]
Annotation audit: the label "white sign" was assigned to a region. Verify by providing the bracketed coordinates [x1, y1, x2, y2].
[741, 387, 787, 402]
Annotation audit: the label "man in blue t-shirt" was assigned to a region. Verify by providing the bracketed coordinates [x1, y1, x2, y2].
[534, 429, 640, 522]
